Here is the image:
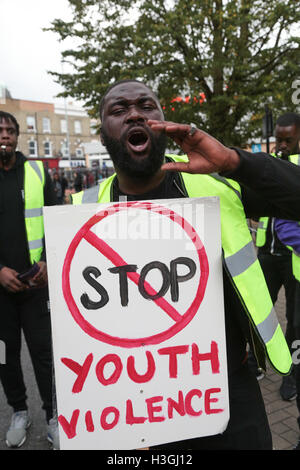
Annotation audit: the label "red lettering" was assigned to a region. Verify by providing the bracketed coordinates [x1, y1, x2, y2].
[57, 385, 225, 438]
[205, 388, 223, 414]
[167, 391, 185, 418]
[95, 354, 122, 385]
[185, 389, 202, 416]
[126, 399, 147, 425]
[146, 396, 165, 423]
[100, 407, 120, 430]
[157, 345, 189, 378]
[127, 351, 155, 383]
[58, 409, 80, 439]
[61, 353, 93, 393]
[85, 410, 94, 432]
[192, 341, 220, 375]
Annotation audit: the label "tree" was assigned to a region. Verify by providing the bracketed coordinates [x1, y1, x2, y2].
[47, 0, 300, 147]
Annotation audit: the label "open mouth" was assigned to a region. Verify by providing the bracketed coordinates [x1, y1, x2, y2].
[127, 128, 149, 154]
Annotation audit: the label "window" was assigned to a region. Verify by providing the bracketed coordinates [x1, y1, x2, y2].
[60, 119, 67, 133]
[44, 141, 52, 157]
[74, 120, 82, 134]
[27, 116, 36, 132]
[76, 147, 83, 157]
[29, 140, 37, 157]
[42, 117, 51, 133]
[61, 140, 69, 157]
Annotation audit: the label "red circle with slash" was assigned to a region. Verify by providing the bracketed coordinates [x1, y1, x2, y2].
[62, 201, 209, 348]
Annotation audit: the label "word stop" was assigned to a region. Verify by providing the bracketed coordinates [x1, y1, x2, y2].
[80, 256, 197, 309]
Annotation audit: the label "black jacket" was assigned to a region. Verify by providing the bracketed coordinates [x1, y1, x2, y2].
[0, 152, 57, 273]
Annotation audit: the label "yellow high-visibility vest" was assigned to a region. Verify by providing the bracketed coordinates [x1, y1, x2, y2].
[24, 160, 45, 264]
[72, 155, 292, 375]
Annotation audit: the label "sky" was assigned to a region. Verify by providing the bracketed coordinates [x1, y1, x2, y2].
[0, 0, 75, 105]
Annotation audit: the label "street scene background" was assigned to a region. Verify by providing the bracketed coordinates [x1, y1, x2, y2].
[0, 0, 299, 453]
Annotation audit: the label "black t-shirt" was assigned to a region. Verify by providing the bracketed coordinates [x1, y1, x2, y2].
[112, 170, 186, 201]
[112, 171, 248, 375]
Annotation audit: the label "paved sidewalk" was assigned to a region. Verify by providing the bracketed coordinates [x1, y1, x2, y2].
[259, 288, 299, 450]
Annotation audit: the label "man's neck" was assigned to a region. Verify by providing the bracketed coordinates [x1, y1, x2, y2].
[116, 168, 166, 195]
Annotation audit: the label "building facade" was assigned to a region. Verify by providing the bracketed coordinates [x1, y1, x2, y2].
[0, 93, 97, 169]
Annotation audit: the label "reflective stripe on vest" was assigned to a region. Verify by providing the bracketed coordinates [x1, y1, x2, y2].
[71, 175, 114, 205]
[72, 154, 292, 375]
[24, 160, 45, 263]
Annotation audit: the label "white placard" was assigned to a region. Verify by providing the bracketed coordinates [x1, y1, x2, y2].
[44, 197, 229, 450]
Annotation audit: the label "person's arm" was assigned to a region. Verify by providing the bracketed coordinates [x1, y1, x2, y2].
[40, 169, 57, 264]
[44, 170, 58, 207]
[223, 148, 300, 220]
[32, 170, 58, 287]
[148, 120, 300, 221]
[274, 219, 300, 254]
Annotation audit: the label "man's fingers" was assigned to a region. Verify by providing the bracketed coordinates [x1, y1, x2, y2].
[148, 120, 190, 136]
[161, 158, 215, 175]
[7, 278, 28, 293]
[161, 161, 190, 172]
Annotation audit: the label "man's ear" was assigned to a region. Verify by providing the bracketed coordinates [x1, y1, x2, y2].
[100, 127, 105, 145]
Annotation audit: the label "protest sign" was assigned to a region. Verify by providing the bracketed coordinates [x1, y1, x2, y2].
[44, 197, 229, 450]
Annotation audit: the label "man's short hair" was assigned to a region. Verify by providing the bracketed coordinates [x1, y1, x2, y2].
[0, 111, 20, 136]
[99, 79, 153, 120]
[276, 112, 300, 131]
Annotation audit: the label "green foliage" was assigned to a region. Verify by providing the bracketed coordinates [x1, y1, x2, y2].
[46, 0, 300, 147]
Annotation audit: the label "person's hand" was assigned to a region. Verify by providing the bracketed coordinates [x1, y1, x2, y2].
[31, 261, 48, 288]
[148, 120, 240, 174]
[0, 266, 28, 293]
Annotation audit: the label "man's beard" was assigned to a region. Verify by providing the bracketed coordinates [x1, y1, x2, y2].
[0, 148, 14, 166]
[101, 125, 167, 179]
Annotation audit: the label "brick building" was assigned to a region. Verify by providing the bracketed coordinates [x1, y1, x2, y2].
[0, 90, 97, 170]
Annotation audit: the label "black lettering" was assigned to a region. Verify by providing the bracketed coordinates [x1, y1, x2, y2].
[80, 266, 109, 309]
[108, 265, 138, 306]
[170, 257, 196, 301]
[138, 261, 170, 300]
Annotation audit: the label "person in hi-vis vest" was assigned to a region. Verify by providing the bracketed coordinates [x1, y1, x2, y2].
[274, 218, 300, 450]
[255, 113, 300, 401]
[71, 79, 300, 450]
[0, 111, 59, 449]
